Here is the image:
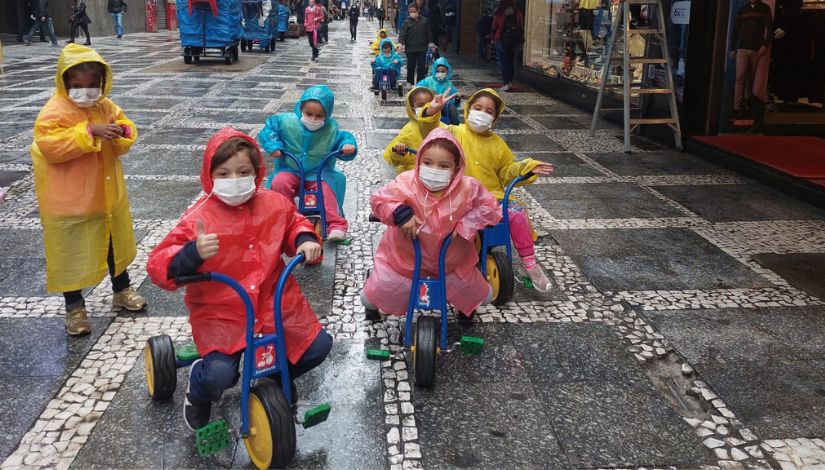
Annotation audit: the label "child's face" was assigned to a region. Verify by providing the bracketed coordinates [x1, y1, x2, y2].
[421, 146, 457, 173]
[65, 70, 101, 90]
[436, 66, 448, 75]
[382, 46, 392, 56]
[380, 32, 387, 39]
[301, 100, 326, 121]
[412, 91, 433, 109]
[211, 151, 256, 180]
[469, 96, 497, 119]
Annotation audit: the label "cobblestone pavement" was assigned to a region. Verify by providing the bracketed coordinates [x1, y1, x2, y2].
[2, 18, 825, 470]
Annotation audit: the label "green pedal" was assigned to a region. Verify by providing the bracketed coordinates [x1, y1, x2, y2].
[195, 418, 231, 457]
[176, 343, 200, 362]
[366, 349, 390, 360]
[518, 276, 534, 290]
[460, 336, 484, 355]
[336, 238, 352, 246]
[302, 403, 331, 428]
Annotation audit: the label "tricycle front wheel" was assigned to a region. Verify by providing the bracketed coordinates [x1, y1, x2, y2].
[243, 380, 296, 469]
[412, 317, 438, 387]
[144, 335, 177, 400]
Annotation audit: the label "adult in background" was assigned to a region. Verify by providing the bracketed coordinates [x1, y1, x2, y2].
[348, 3, 359, 41]
[475, 9, 493, 60]
[428, 2, 442, 55]
[319, 1, 330, 43]
[304, 0, 323, 60]
[440, 0, 456, 53]
[398, 3, 431, 86]
[491, 0, 524, 91]
[415, 0, 428, 18]
[24, 0, 58, 46]
[376, 4, 385, 29]
[67, 0, 91, 45]
[277, 0, 290, 41]
[107, 0, 127, 39]
[367, 2, 373, 20]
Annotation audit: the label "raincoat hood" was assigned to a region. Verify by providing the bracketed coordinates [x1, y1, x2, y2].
[430, 57, 454, 82]
[376, 28, 389, 42]
[293, 85, 335, 125]
[55, 43, 113, 99]
[378, 38, 396, 54]
[201, 128, 266, 194]
[464, 87, 505, 124]
[405, 86, 434, 121]
[414, 127, 465, 194]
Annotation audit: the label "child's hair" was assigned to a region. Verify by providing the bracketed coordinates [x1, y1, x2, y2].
[409, 88, 434, 106]
[62, 61, 106, 90]
[300, 99, 324, 112]
[469, 90, 503, 118]
[425, 139, 461, 167]
[210, 137, 260, 175]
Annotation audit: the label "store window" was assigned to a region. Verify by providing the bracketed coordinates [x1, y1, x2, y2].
[524, 0, 691, 104]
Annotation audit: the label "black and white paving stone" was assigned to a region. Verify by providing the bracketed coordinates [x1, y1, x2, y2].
[2, 18, 825, 470]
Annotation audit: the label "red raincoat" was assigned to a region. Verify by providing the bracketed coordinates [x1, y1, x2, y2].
[146, 128, 322, 362]
[365, 128, 502, 316]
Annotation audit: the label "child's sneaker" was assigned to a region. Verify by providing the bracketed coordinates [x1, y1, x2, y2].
[184, 359, 212, 431]
[65, 306, 91, 336]
[327, 229, 347, 241]
[112, 287, 148, 311]
[524, 263, 552, 293]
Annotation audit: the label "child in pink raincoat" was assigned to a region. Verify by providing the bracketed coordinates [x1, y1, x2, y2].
[361, 127, 502, 323]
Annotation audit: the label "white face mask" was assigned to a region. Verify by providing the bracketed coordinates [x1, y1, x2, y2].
[467, 109, 494, 133]
[68, 87, 101, 108]
[435, 72, 447, 80]
[212, 176, 256, 206]
[413, 106, 424, 117]
[418, 165, 453, 191]
[301, 115, 325, 131]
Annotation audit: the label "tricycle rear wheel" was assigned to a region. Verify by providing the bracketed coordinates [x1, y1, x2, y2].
[243, 380, 296, 469]
[144, 335, 177, 400]
[486, 251, 514, 306]
[412, 317, 437, 387]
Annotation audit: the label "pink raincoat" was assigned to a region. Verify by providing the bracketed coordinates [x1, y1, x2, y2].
[365, 128, 502, 316]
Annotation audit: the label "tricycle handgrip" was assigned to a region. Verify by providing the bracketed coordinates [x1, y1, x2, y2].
[175, 273, 213, 285]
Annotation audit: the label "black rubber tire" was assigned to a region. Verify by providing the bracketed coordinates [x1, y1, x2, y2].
[412, 317, 438, 387]
[225, 53, 232, 65]
[270, 38, 276, 51]
[145, 335, 177, 400]
[240, 39, 247, 52]
[398, 84, 404, 97]
[193, 55, 200, 63]
[184, 55, 192, 64]
[488, 250, 514, 306]
[232, 44, 239, 62]
[250, 379, 296, 469]
[381, 88, 387, 100]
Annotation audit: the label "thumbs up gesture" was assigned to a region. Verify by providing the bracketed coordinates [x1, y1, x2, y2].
[196, 219, 219, 260]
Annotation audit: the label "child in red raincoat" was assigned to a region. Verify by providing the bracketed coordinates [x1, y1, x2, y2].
[361, 128, 502, 323]
[146, 128, 330, 431]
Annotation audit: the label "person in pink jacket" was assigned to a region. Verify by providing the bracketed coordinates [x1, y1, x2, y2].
[361, 128, 502, 324]
[304, 0, 323, 61]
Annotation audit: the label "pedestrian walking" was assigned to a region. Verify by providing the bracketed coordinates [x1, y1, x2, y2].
[367, 3, 373, 21]
[16, 0, 43, 42]
[277, 0, 290, 41]
[67, 0, 91, 45]
[491, 0, 524, 91]
[376, 5, 385, 29]
[24, 0, 58, 46]
[398, 3, 432, 86]
[348, 3, 359, 41]
[441, 0, 456, 53]
[319, 2, 330, 43]
[107, 0, 127, 39]
[304, 0, 323, 60]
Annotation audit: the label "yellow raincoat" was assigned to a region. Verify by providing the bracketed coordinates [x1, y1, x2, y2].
[418, 88, 540, 199]
[31, 44, 139, 292]
[370, 28, 394, 56]
[383, 86, 445, 174]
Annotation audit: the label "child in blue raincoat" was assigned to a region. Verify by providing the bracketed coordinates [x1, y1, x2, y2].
[416, 57, 461, 125]
[276, 0, 290, 41]
[370, 39, 404, 91]
[257, 85, 358, 241]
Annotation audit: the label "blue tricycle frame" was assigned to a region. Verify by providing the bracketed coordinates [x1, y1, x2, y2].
[265, 150, 342, 241]
[143, 254, 329, 469]
[372, 66, 404, 100]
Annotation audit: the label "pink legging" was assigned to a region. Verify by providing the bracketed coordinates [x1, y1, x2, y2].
[508, 205, 534, 261]
[271, 172, 348, 232]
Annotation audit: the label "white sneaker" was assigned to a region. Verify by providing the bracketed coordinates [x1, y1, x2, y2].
[499, 84, 510, 92]
[327, 229, 347, 241]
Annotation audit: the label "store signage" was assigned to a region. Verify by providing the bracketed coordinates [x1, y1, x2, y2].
[671, 1, 690, 24]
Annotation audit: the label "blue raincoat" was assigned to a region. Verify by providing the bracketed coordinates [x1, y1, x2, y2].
[416, 57, 458, 96]
[371, 39, 405, 75]
[258, 85, 357, 213]
[277, 2, 290, 33]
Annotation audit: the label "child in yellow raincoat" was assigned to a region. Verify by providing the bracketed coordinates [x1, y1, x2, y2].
[370, 28, 394, 56]
[383, 86, 445, 174]
[418, 88, 556, 292]
[31, 44, 147, 336]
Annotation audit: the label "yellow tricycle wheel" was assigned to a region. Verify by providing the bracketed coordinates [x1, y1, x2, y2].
[144, 335, 177, 400]
[485, 251, 514, 306]
[243, 380, 296, 469]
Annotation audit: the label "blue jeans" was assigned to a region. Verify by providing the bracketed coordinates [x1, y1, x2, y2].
[25, 18, 57, 44]
[188, 329, 333, 404]
[111, 12, 123, 37]
[372, 68, 398, 89]
[498, 43, 515, 85]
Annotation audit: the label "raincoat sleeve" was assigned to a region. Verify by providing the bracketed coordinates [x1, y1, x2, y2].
[416, 105, 456, 140]
[146, 219, 198, 291]
[383, 124, 417, 173]
[494, 139, 541, 188]
[33, 107, 101, 164]
[108, 102, 138, 157]
[454, 180, 502, 240]
[257, 114, 286, 155]
[392, 53, 405, 73]
[370, 178, 407, 226]
[282, 207, 322, 258]
[333, 129, 358, 162]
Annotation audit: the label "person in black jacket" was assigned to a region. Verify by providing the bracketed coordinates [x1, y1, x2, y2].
[107, 0, 127, 39]
[24, 0, 58, 46]
[730, 0, 772, 115]
[349, 4, 359, 41]
[398, 3, 431, 86]
[376, 5, 385, 29]
[67, 0, 92, 45]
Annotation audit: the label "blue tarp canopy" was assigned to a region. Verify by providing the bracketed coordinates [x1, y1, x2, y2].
[177, 0, 243, 48]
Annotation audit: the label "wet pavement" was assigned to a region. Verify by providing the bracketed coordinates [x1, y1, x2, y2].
[2, 17, 825, 470]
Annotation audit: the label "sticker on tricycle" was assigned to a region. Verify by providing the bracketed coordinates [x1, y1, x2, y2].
[304, 193, 317, 209]
[255, 343, 277, 374]
[418, 283, 431, 308]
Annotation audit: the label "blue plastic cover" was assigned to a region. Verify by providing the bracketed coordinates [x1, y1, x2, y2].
[242, 2, 277, 41]
[177, 0, 243, 48]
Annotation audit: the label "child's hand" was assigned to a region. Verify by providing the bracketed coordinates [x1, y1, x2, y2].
[400, 216, 422, 240]
[90, 124, 124, 140]
[427, 90, 459, 116]
[297, 241, 322, 263]
[392, 144, 408, 154]
[270, 150, 282, 158]
[341, 144, 356, 155]
[393, 60, 399, 64]
[370, 57, 375, 64]
[532, 162, 555, 176]
[196, 220, 219, 260]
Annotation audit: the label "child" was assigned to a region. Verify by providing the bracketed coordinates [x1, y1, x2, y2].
[257, 85, 357, 241]
[146, 128, 330, 431]
[370, 39, 404, 91]
[370, 28, 392, 55]
[416, 57, 460, 125]
[383, 86, 446, 174]
[362, 128, 502, 323]
[419, 88, 555, 292]
[31, 44, 146, 336]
